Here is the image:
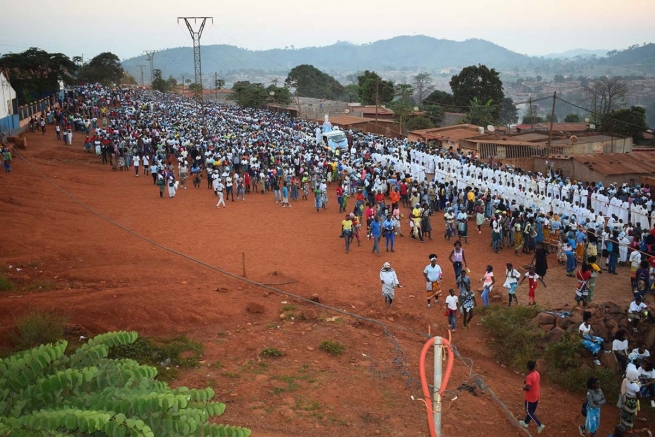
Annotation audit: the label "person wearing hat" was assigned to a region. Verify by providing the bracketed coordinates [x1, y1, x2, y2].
[380, 261, 401, 308]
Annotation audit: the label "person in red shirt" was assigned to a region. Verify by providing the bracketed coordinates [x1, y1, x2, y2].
[400, 181, 409, 208]
[519, 360, 545, 433]
[336, 185, 345, 213]
[374, 190, 385, 207]
[390, 187, 401, 210]
[365, 204, 376, 237]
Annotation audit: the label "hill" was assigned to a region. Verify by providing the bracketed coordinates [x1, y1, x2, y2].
[543, 48, 608, 59]
[604, 43, 655, 66]
[122, 35, 534, 82]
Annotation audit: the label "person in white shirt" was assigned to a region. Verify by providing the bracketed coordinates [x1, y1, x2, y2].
[380, 261, 401, 308]
[612, 329, 629, 373]
[503, 263, 521, 307]
[215, 180, 226, 208]
[627, 296, 652, 333]
[133, 154, 141, 177]
[423, 254, 443, 308]
[445, 288, 459, 331]
[638, 360, 655, 407]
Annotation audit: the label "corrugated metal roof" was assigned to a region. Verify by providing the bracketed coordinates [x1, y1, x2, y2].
[514, 133, 549, 142]
[570, 153, 655, 176]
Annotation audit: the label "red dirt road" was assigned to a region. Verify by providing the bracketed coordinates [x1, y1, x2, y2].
[0, 132, 645, 436]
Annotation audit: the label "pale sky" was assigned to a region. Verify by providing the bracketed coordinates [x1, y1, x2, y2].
[1, 0, 654, 61]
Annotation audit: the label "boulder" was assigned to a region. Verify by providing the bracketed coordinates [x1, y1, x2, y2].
[539, 323, 555, 332]
[301, 309, 318, 320]
[605, 319, 619, 338]
[608, 306, 625, 316]
[600, 351, 618, 371]
[592, 323, 608, 340]
[536, 358, 549, 374]
[546, 327, 565, 343]
[246, 302, 265, 314]
[556, 317, 573, 330]
[537, 313, 557, 325]
[644, 328, 655, 350]
[309, 294, 321, 303]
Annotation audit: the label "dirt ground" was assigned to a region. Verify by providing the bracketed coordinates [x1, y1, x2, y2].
[0, 130, 649, 436]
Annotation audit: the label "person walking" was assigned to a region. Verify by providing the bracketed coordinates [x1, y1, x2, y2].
[380, 262, 401, 308]
[519, 360, 546, 434]
[479, 265, 495, 307]
[424, 254, 443, 308]
[448, 241, 468, 279]
[2, 147, 12, 174]
[520, 265, 547, 306]
[215, 180, 226, 208]
[383, 213, 396, 252]
[342, 214, 353, 253]
[370, 216, 382, 256]
[133, 153, 140, 177]
[503, 263, 521, 307]
[619, 367, 641, 433]
[579, 377, 605, 437]
[445, 288, 458, 331]
[461, 282, 476, 329]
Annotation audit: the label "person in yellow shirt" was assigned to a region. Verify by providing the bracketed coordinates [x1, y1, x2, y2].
[466, 190, 476, 215]
[341, 214, 353, 253]
[412, 203, 424, 242]
[587, 255, 602, 302]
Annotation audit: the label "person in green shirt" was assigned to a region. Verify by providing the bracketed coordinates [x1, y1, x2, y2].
[2, 147, 12, 174]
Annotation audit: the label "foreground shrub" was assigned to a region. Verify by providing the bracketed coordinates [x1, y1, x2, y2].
[0, 331, 250, 436]
[319, 340, 345, 355]
[11, 309, 67, 350]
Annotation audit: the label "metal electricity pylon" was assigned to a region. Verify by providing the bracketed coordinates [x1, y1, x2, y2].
[177, 16, 212, 106]
[144, 50, 157, 86]
[137, 64, 146, 87]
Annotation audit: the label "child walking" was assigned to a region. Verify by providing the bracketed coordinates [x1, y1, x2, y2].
[520, 265, 547, 306]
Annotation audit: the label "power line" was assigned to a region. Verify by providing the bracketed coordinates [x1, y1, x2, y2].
[556, 96, 653, 133]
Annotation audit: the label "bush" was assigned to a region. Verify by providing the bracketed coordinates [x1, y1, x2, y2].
[0, 275, 13, 291]
[544, 332, 582, 371]
[0, 331, 251, 436]
[319, 340, 345, 355]
[11, 310, 66, 350]
[480, 305, 542, 369]
[260, 347, 284, 358]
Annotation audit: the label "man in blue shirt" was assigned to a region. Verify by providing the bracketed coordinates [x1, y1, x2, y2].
[382, 213, 396, 252]
[370, 216, 382, 255]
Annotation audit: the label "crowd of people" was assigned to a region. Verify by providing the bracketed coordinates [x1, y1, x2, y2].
[16, 83, 655, 436]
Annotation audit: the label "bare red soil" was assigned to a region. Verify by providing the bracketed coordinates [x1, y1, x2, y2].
[0, 131, 647, 436]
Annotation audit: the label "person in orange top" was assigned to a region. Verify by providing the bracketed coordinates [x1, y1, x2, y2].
[519, 360, 545, 434]
[390, 188, 401, 210]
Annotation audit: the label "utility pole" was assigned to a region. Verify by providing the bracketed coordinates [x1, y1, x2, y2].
[182, 75, 185, 94]
[215, 72, 218, 102]
[528, 96, 533, 132]
[137, 64, 146, 87]
[272, 78, 278, 88]
[178, 16, 213, 126]
[144, 50, 157, 86]
[546, 91, 557, 156]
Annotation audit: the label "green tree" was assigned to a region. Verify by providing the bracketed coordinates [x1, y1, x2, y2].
[215, 78, 225, 90]
[422, 90, 456, 111]
[0, 47, 77, 103]
[449, 64, 504, 120]
[388, 101, 413, 133]
[232, 81, 268, 108]
[357, 70, 394, 105]
[564, 114, 581, 122]
[499, 97, 519, 125]
[188, 83, 203, 93]
[266, 85, 292, 105]
[601, 106, 648, 142]
[285, 64, 344, 100]
[0, 331, 250, 436]
[522, 115, 546, 124]
[412, 73, 435, 104]
[406, 115, 434, 131]
[151, 69, 171, 92]
[646, 101, 655, 128]
[464, 98, 495, 126]
[554, 74, 565, 83]
[166, 76, 177, 89]
[423, 104, 445, 125]
[394, 83, 414, 105]
[546, 113, 559, 123]
[78, 52, 123, 85]
[343, 83, 359, 102]
[121, 72, 137, 85]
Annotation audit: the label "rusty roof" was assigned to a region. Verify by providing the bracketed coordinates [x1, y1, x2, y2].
[570, 153, 655, 176]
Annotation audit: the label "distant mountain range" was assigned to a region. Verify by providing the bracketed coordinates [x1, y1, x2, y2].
[543, 48, 608, 59]
[121, 36, 655, 85]
[122, 36, 534, 80]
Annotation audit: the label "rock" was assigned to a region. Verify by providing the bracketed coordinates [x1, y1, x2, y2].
[539, 323, 555, 332]
[357, 361, 370, 368]
[546, 327, 565, 343]
[605, 319, 619, 338]
[536, 358, 549, 374]
[537, 313, 556, 325]
[592, 323, 608, 340]
[246, 302, 265, 314]
[306, 346, 314, 351]
[252, 409, 267, 417]
[644, 328, 655, 350]
[282, 397, 295, 407]
[279, 408, 295, 419]
[491, 295, 502, 302]
[310, 294, 321, 303]
[556, 317, 573, 330]
[302, 309, 318, 320]
[600, 351, 618, 371]
[254, 374, 269, 383]
[608, 306, 625, 316]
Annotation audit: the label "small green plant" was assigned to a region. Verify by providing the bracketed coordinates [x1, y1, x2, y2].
[260, 347, 284, 358]
[221, 371, 241, 379]
[544, 332, 583, 371]
[265, 323, 278, 329]
[282, 305, 297, 312]
[26, 280, 56, 292]
[211, 361, 225, 369]
[11, 310, 67, 350]
[0, 275, 13, 291]
[319, 340, 345, 355]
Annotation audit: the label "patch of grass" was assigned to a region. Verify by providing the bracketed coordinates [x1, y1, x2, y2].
[108, 335, 203, 382]
[221, 371, 241, 379]
[11, 310, 67, 349]
[25, 280, 57, 292]
[211, 361, 225, 369]
[25, 261, 40, 268]
[319, 340, 345, 356]
[281, 305, 296, 312]
[207, 378, 216, 388]
[328, 416, 348, 426]
[265, 323, 278, 329]
[0, 275, 13, 291]
[270, 375, 301, 395]
[217, 331, 226, 337]
[260, 347, 284, 358]
[480, 305, 542, 369]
